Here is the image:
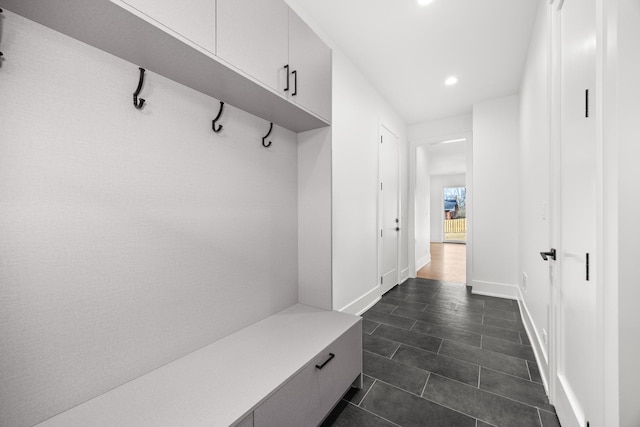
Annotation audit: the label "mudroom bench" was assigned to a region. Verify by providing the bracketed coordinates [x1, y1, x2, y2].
[36, 304, 362, 427]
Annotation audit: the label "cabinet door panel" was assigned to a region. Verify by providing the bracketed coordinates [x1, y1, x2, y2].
[120, 0, 216, 54]
[254, 323, 361, 427]
[217, 0, 289, 92]
[288, 10, 332, 121]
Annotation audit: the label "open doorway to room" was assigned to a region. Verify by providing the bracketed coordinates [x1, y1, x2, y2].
[443, 186, 466, 243]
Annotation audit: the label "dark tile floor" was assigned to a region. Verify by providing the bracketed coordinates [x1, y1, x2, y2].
[322, 278, 561, 427]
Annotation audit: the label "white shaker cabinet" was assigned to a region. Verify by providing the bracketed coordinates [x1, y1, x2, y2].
[288, 10, 332, 122]
[216, 0, 289, 94]
[119, 0, 216, 55]
[217, 0, 332, 122]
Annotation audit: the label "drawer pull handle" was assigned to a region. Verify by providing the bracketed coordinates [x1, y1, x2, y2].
[315, 353, 335, 370]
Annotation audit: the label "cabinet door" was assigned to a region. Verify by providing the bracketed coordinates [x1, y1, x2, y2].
[119, 0, 216, 55]
[288, 10, 332, 122]
[217, 0, 289, 92]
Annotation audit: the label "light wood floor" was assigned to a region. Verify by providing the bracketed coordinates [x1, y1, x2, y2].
[416, 242, 466, 283]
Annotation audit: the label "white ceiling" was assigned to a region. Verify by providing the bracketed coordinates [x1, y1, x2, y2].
[289, 0, 539, 125]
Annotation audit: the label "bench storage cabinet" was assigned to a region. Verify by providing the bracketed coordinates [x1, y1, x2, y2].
[36, 305, 362, 427]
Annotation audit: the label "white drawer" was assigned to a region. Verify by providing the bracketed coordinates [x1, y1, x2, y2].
[254, 322, 362, 427]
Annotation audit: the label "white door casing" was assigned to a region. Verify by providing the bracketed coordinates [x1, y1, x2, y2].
[379, 125, 400, 294]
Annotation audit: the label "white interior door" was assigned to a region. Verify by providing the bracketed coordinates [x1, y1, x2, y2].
[553, 0, 601, 425]
[379, 126, 400, 294]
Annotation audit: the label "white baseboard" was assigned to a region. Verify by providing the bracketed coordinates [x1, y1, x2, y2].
[471, 280, 519, 300]
[416, 254, 431, 271]
[554, 375, 583, 427]
[338, 286, 381, 316]
[400, 267, 410, 283]
[517, 288, 549, 394]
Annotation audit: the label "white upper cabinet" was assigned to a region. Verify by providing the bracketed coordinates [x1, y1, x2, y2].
[288, 10, 332, 122]
[216, 0, 289, 93]
[217, 1, 332, 122]
[120, 0, 216, 55]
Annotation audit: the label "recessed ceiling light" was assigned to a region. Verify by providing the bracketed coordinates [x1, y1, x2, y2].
[439, 138, 466, 145]
[445, 76, 458, 86]
[417, 0, 434, 6]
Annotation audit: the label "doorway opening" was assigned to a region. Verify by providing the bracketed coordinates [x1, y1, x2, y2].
[443, 187, 466, 243]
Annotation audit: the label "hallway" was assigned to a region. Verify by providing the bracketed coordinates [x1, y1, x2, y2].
[324, 278, 560, 427]
[417, 243, 466, 284]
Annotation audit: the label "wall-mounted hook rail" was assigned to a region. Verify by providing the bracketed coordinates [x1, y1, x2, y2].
[262, 123, 274, 148]
[212, 101, 224, 133]
[133, 67, 146, 109]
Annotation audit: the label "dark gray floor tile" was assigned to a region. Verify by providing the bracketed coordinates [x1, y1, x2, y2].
[439, 340, 530, 379]
[372, 324, 442, 353]
[483, 316, 526, 332]
[477, 421, 496, 427]
[343, 375, 376, 406]
[370, 301, 398, 314]
[423, 374, 540, 427]
[362, 310, 416, 330]
[362, 319, 381, 335]
[361, 381, 475, 427]
[395, 307, 520, 342]
[528, 360, 543, 384]
[479, 367, 554, 412]
[424, 303, 484, 323]
[382, 295, 428, 311]
[363, 333, 401, 358]
[539, 409, 561, 427]
[363, 351, 429, 395]
[393, 345, 479, 386]
[412, 320, 482, 347]
[321, 400, 396, 427]
[483, 298, 519, 312]
[455, 304, 517, 321]
[520, 331, 532, 346]
[394, 306, 484, 328]
[482, 336, 536, 362]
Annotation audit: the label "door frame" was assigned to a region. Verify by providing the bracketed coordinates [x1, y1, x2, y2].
[408, 131, 473, 285]
[548, 1, 606, 425]
[378, 123, 401, 294]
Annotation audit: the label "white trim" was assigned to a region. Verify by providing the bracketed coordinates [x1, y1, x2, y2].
[471, 280, 519, 300]
[416, 254, 431, 271]
[338, 286, 381, 316]
[399, 267, 410, 283]
[518, 289, 550, 394]
[554, 374, 584, 427]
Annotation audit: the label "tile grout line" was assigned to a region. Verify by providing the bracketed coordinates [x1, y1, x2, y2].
[536, 408, 544, 427]
[420, 372, 430, 397]
[388, 343, 401, 360]
[369, 323, 381, 335]
[356, 378, 376, 407]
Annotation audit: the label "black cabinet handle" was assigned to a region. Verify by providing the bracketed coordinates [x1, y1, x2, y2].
[284, 64, 290, 92]
[540, 248, 556, 261]
[315, 353, 335, 370]
[292, 70, 298, 96]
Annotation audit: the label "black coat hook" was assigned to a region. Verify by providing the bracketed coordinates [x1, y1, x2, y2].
[212, 101, 224, 133]
[262, 123, 274, 148]
[133, 67, 146, 109]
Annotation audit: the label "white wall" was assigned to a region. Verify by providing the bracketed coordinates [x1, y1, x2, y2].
[472, 95, 520, 297]
[616, 1, 640, 424]
[414, 146, 430, 269]
[430, 174, 466, 243]
[518, 0, 552, 377]
[428, 143, 467, 176]
[331, 49, 408, 313]
[0, 12, 299, 427]
[409, 114, 473, 143]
